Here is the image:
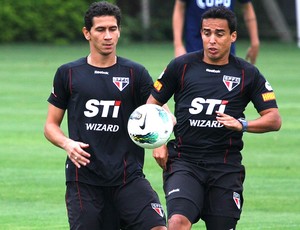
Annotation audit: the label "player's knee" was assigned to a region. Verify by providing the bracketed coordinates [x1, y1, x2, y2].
[168, 214, 191, 229]
[151, 226, 167, 230]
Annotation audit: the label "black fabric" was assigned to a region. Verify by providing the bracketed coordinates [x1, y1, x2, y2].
[48, 56, 153, 186]
[152, 51, 278, 163]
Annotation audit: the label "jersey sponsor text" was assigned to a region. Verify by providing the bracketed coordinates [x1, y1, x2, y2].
[85, 123, 119, 132]
[262, 92, 276, 101]
[206, 68, 220, 73]
[154, 80, 163, 91]
[84, 99, 121, 118]
[189, 98, 227, 115]
[189, 119, 223, 128]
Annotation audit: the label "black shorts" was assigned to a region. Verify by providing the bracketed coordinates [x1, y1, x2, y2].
[66, 177, 166, 230]
[163, 159, 245, 223]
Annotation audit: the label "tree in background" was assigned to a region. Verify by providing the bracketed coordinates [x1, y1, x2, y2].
[0, 0, 296, 44]
[0, 0, 116, 44]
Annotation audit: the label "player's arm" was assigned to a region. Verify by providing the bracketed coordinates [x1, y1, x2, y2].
[242, 2, 260, 64]
[173, 0, 187, 57]
[146, 95, 175, 170]
[147, 94, 176, 125]
[216, 108, 281, 133]
[44, 104, 90, 168]
[247, 108, 281, 133]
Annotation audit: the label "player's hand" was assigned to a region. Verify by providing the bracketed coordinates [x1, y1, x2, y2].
[152, 144, 168, 171]
[245, 44, 259, 64]
[63, 139, 91, 168]
[216, 111, 242, 131]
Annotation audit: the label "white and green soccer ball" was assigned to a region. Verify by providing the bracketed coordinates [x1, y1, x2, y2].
[127, 104, 173, 149]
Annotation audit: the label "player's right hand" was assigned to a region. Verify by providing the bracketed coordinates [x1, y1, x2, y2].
[63, 139, 91, 168]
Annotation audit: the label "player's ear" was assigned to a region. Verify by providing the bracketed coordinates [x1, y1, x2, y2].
[231, 31, 237, 43]
[118, 27, 121, 38]
[82, 27, 91, 40]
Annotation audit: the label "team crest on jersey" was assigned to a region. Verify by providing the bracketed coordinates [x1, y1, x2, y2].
[113, 77, 129, 91]
[151, 203, 164, 217]
[223, 75, 240, 91]
[233, 192, 241, 210]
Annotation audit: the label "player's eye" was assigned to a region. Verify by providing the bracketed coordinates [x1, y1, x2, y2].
[202, 30, 211, 36]
[109, 26, 118, 32]
[216, 32, 225, 37]
[96, 28, 105, 32]
[215, 30, 226, 37]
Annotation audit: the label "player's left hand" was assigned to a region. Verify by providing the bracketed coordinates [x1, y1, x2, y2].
[152, 144, 168, 171]
[216, 111, 242, 131]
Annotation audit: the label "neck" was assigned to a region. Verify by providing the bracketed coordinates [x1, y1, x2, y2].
[87, 53, 117, 68]
[202, 54, 229, 66]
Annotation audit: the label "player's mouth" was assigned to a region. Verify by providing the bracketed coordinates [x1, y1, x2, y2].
[208, 47, 218, 55]
[103, 43, 113, 49]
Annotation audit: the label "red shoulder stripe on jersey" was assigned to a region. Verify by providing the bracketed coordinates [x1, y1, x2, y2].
[75, 181, 83, 210]
[130, 68, 134, 97]
[69, 68, 73, 94]
[240, 69, 245, 94]
[177, 136, 182, 158]
[181, 64, 188, 91]
[223, 137, 232, 163]
[75, 166, 79, 181]
[123, 158, 127, 184]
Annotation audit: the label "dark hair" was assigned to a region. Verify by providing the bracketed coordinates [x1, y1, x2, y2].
[201, 6, 237, 34]
[84, 1, 121, 31]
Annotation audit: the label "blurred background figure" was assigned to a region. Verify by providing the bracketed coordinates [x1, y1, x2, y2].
[172, 0, 260, 64]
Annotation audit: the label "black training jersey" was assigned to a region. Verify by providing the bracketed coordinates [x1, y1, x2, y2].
[48, 56, 153, 186]
[152, 51, 278, 163]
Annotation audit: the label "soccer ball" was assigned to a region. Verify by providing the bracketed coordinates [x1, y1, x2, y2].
[127, 104, 173, 149]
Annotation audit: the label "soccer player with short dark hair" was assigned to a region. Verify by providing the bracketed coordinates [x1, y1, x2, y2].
[44, 1, 167, 229]
[172, 0, 260, 64]
[147, 6, 281, 230]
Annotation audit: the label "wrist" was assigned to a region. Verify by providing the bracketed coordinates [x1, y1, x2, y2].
[238, 118, 248, 132]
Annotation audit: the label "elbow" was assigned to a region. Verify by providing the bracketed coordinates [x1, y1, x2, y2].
[261, 109, 282, 132]
[44, 127, 48, 140]
[271, 116, 282, 131]
[44, 124, 51, 141]
[274, 122, 282, 132]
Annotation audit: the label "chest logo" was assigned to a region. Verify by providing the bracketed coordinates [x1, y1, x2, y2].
[113, 77, 129, 91]
[223, 75, 240, 91]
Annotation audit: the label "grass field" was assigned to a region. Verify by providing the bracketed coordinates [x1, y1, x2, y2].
[0, 41, 299, 229]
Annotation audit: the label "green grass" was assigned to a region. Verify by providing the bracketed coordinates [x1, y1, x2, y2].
[0, 41, 299, 229]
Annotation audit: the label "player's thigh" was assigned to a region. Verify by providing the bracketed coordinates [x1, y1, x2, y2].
[164, 170, 205, 224]
[203, 164, 245, 220]
[116, 177, 166, 230]
[66, 182, 120, 230]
